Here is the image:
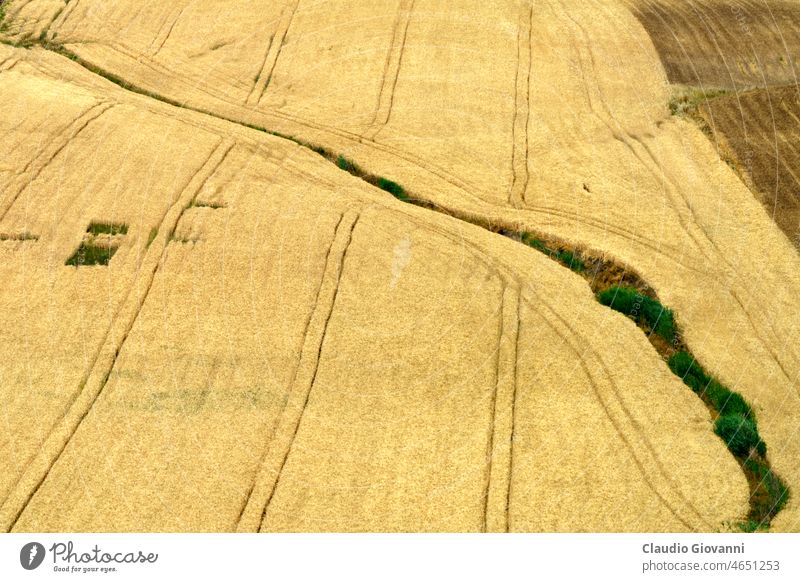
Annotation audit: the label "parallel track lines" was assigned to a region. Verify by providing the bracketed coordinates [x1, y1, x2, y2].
[534, 296, 703, 530]
[236, 210, 360, 532]
[0, 101, 113, 224]
[364, 0, 415, 140]
[483, 285, 520, 533]
[151, 3, 187, 56]
[0, 139, 234, 531]
[247, 0, 300, 106]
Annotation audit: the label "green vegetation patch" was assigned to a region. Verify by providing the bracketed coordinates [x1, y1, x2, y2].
[65, 241, 118, 266]
[669, 86, 729, 116]
[87, 221, 129, 236]
[190, 200, 225, 209]
[0, 231, 38, 241]
[520, 233, 586, 273]
[66, 221, 128, 266]
[376, 177, 410, 202]
[714, 414, 766, 457]
[597, 286, 675, 342]
[330, 153, 412, 203]
[666, 351, 787, 529]
[743, 458, 790, 529]
[309, 144, 331, 157]
[336, 155, 361, 173]
[668, 352, 753, 418]
[146, 227, 158, 249]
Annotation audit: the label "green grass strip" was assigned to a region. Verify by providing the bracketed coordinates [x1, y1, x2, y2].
[597, 286, 675, 342]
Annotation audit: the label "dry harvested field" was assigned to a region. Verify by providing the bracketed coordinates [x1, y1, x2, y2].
[0, 0, 799, 532]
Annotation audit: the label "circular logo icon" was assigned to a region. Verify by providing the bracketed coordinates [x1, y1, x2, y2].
[20, 542, 46, 570]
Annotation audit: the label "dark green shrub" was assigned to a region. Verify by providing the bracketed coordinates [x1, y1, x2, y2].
[715, 415, 766, 457]
[377, 177, 409, 202]
[668, 352, 753, 419]
[597, 286, 675, 342]
[744, 458, 790, 518]
[668, 351, 707, 392]
[597, 286, 637, 314]
[336, 155, 359, 173]
[704, 380, 753, 419]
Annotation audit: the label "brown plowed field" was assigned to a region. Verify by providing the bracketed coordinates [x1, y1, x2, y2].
[631, 0, 800, 89]
[630, 0, 800, 252]
[696, 85, 800, 247]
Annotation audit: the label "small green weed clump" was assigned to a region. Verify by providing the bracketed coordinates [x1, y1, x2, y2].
[87, 221, 128, 236]
[0, 231, 38, 241]
[146, 227, 158, 249]
[669, 86, 729, 116]
[743, 458, 790, 529]
[309, 144, 331, 157]
[65, 242, 118, 266]
[190, 200, 225, 209]
[66, 221, 128, 266]
[520, 233, 586, 273]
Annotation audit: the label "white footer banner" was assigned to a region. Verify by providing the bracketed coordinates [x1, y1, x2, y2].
[1, 534, 798, 581]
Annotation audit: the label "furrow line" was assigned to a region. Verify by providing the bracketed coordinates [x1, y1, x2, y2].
[249, 0, 300, 106]
[0, 101, 112, 223]
[485, 285, 520, 532]
[364, 0, 415, 139]
[236, 210, 360, 532]
[509, 5, 532, 207]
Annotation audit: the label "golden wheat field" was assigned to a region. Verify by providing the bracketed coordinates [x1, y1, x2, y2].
[1, 0, 799, 533]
